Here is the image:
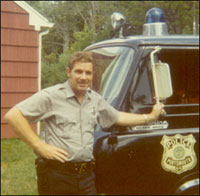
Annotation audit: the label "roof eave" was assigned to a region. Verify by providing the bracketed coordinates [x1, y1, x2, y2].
[14, 1, 54, 31]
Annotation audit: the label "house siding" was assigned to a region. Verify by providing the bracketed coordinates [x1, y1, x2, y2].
[1, 1, 39, 138]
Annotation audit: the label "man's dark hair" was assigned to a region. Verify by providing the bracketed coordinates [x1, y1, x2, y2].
[68, 51, 93, 70]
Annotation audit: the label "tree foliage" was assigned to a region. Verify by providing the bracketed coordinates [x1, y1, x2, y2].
[26, 1, 199, 88]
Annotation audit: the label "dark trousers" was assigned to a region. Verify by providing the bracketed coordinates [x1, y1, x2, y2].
[35, 158, 97, 195]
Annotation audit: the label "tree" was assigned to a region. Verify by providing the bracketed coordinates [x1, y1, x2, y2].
[27, 1, 199, 88]
[149, 1, 199, 34]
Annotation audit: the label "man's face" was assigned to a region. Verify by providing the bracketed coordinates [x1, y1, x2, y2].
[67, 61, 93, 95]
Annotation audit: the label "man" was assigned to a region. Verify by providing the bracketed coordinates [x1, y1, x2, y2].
[4, 51, 164, 195]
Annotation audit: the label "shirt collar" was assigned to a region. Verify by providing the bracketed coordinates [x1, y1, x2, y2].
[64, 80, 92, 100]
[64, 80, 75, 98]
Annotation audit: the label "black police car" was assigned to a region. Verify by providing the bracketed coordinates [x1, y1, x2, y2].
[85, 8, 199, 195]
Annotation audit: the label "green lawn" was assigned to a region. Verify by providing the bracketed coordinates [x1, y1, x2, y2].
[1, 139, 38, 195]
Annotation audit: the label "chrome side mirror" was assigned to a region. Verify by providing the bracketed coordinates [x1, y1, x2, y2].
[150, 48, 173, 103]
[155, 61, 173, 100]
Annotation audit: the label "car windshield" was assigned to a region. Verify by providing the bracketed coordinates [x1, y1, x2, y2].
[90, 47, 135, 105]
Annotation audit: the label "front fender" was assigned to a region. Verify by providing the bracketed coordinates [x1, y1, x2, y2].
[93, 128, 199, 195]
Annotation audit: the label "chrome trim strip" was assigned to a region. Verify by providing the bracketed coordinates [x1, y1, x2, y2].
[175, 178, 199, 194]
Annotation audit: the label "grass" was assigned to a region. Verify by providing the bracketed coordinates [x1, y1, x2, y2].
[1, 139, 38, 195]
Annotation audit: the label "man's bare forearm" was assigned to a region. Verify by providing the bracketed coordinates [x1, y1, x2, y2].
[4, 107, 43, 150]
[4, 107, 69, 162]
[116, 112, 155, 126]
[116, 103, 164, 126]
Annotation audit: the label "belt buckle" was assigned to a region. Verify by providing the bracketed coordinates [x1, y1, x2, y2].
[78, 163, 87, 174]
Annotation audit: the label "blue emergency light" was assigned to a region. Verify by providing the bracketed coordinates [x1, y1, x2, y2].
[143, 7, 168, 36]
[145, 8, 166, 23]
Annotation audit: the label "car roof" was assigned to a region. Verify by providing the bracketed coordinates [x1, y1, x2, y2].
[85, 35, 199, 50]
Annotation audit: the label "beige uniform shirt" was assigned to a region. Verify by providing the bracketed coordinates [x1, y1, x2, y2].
[16, 81, 119, 162]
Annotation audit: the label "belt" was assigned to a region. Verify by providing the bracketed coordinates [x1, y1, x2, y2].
[42, 158, 95, 175]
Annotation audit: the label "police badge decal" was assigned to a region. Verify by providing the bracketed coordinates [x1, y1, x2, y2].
[160, 134, 197, 174]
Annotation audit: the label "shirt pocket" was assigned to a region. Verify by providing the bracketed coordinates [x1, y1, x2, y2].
[55, 116, 77, 138]
[87, 113, 98, 130]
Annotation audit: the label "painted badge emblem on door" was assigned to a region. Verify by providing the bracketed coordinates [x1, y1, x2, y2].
[160, 134, 197, 174]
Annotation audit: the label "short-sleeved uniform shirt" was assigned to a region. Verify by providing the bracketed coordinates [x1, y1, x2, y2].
[16, 81, 119, 162]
